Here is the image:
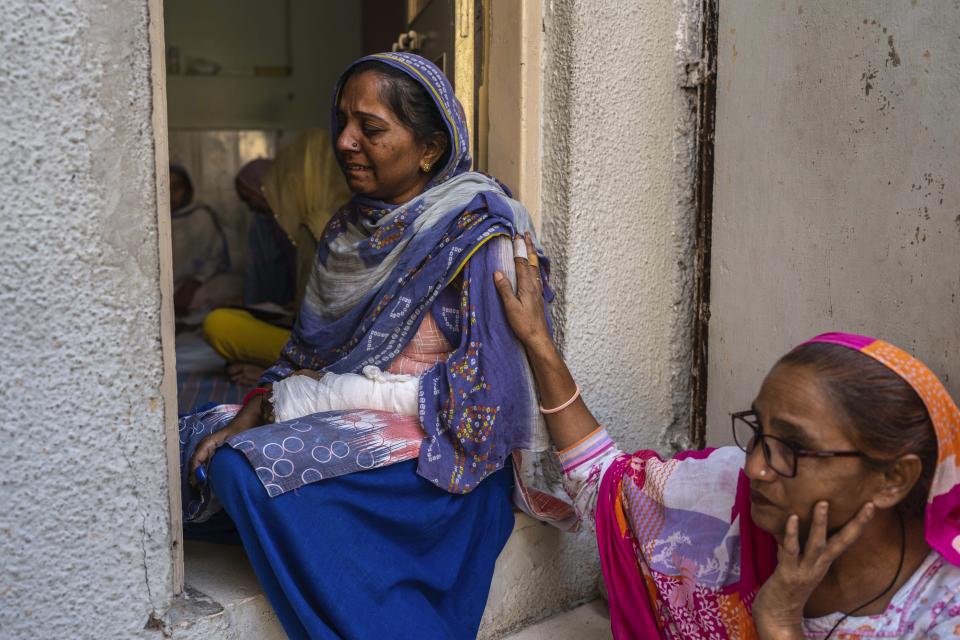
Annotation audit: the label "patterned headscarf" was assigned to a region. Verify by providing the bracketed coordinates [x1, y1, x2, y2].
[330, 51, 473, 185]
[804, 332, 960, 566]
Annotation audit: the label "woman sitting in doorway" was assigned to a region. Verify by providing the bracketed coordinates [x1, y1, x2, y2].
[178, 53, 558, 639]
[494, 234, 960, 639]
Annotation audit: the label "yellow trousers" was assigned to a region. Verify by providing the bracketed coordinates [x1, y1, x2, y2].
[203, 309, 291, 367]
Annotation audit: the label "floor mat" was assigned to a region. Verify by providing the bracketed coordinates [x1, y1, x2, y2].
[177, 372, 251, 415]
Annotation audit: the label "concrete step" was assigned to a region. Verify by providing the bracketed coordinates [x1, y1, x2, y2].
[499, 601, 611, 640]
[162, 512, 598, 639]
[164, 541, 285, 640]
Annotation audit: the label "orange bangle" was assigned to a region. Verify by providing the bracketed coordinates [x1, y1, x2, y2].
[539, 384, 581, 414]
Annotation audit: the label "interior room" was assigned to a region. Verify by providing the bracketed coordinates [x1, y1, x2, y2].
[165, 0, 405, 412]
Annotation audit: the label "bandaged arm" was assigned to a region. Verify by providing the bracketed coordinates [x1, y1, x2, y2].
[270, 366, 420, 422]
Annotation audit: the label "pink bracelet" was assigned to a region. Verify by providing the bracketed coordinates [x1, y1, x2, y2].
[539, 384, 581, 414]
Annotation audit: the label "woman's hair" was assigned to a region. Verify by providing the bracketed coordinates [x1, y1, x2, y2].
[777, 342, 938, 516]
[343, 61, 451, 170]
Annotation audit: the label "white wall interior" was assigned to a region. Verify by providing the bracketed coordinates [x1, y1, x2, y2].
[164, 0, 362, 130]
[0, 1, 175, 638]
[707, 2, 960, 445]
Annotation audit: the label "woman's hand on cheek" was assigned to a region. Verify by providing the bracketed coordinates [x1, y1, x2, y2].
[493, 233, 552, 351]
[753, 501, 875, 639]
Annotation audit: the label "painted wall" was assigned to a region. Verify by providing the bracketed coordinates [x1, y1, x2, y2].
[534, 0, 703, 616]
[0, 1, 175, 638]
[707, 2, 960, 445]
[164, 0, 361, 129]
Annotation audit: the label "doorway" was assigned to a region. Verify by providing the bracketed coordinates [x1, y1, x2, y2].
[157, 0, 500, 596]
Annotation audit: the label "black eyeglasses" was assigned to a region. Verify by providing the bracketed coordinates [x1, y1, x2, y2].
[731, 410, 867, 478]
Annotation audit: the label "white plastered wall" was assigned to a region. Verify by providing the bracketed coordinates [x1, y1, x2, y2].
[707, 2, 960, 445]
[514, 0, 703, 625]
[0, 1, 176, 638]
[542, 0, 701, 454]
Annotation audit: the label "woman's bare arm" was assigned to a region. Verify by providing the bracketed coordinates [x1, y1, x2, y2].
[492, 233, 600, 450]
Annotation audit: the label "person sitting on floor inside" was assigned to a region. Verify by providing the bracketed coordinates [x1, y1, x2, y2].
[236, 157, 296, 309]
[203, 133, 351, 388]
[169, 163, 241, 317]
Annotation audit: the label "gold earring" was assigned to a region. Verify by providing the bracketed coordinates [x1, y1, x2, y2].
[420, 161, 432, 173]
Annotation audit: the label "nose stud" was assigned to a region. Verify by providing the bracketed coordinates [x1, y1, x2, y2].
[759, 469, 768, 477]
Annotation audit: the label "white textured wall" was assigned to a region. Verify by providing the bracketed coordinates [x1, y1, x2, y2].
[707, 2, 960, 445]
[531, 0, 701, 623]
[0, 1, 174, 638]
[542, 0, 699, 454]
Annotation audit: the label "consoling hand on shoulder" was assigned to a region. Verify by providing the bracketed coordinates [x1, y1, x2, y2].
[493, 232, 552, 351]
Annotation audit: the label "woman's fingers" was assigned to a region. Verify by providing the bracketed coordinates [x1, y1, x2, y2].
[822, 502, 875, 564]
[190, 432, 224, 474]
[524, 232, 539, 270]
[782, 514, 801, 559]
[511, 235, 537, 297]
[188, 443, 213, 489]
[513, 234, 529, 261]
[524, 233, 542, 292]
[190, 439, 211, 470]
[493, 271, 521, 308]
[803, 501, 830, 561]
[495, 233, 550, 346]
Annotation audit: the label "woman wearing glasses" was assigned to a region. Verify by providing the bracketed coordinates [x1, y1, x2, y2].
[494, 234, 960, 639]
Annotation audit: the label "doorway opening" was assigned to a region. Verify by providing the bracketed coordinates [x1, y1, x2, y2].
[153, 1, 541, 615]
[156, 0, 513, 601]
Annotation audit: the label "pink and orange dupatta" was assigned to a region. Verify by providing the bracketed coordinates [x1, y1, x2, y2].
[595, 332, 960, 639]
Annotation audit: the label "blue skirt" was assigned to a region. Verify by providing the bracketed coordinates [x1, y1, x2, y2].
[208, 448, 514, 639]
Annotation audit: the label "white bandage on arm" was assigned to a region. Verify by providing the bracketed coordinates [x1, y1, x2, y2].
[271, 366, 420, 422]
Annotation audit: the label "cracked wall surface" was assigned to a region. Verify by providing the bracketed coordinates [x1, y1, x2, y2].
[707, 1, 960, 443]
[0, 1, 175, 638]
